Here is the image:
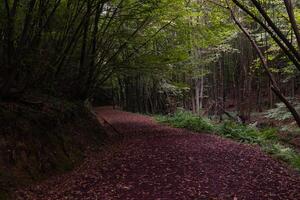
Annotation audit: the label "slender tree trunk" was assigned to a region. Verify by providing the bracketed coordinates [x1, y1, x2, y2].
[200, 74, 204, 110]
[229, 7, 300, 127]
[195, 79, 201, 114]
[284, 0, 300, 51]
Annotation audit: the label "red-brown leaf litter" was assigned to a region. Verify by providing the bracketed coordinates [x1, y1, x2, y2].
[14, 107, 300, 200]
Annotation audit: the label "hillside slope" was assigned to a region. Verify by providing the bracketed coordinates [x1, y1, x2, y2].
[0, 96, 107, 199]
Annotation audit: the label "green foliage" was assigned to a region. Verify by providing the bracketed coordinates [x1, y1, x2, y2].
[265, 102, 300, 121]
[217, 121, 277, 144]
[159, 82, 190, 97]
[157, 109, 278, 144]
[156, 109, 300, 171]
[262, 143, 300, 171]
[156, 110, 214, 132]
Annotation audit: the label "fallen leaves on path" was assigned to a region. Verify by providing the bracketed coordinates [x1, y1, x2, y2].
[14, 107, 300, 200]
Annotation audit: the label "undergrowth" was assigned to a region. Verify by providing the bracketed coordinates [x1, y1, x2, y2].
[156, 110, 300, 171]
[156, 111, 214, 132]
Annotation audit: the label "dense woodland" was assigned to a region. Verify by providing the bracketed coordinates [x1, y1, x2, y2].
[1, 0, 300, 199]
[2, 0, 300, 126]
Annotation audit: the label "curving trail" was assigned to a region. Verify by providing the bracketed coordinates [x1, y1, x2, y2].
[14, 107, 300, 200]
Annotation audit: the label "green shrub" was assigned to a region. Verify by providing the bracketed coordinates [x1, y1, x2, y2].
[156, 110, 214, 132]
[292, 156, 300, 170]
[216, 121, 276, 143]
[217, 121, 259, 143]
[259, 128, 278, 141]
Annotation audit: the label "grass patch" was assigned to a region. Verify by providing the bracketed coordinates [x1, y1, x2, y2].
[155, 110, 300, 171]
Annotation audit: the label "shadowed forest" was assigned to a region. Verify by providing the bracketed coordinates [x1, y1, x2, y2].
[1, 0, 300, 199]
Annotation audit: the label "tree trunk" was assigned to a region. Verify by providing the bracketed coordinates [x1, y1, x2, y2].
[229, 7, 300, 127]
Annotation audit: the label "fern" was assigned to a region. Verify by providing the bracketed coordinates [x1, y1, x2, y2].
[265, 101, 300, 121]
[156, 109, 300, 171]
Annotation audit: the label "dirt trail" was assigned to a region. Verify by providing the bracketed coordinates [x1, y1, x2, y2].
[14, 107, 300, 200]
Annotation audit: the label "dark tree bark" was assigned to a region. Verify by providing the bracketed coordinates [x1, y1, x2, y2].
[229, 5, 300, 127]
[231, 0, 300, 71]
[284, 0, 300, 51]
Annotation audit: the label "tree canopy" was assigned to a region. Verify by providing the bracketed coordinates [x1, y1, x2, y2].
[1, 0, 300, 127]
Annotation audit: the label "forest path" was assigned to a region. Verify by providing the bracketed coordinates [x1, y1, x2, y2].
[14, 107, 300, 200]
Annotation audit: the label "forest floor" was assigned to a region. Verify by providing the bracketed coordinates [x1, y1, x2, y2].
[13, 107, 300, 200]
